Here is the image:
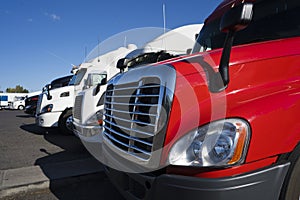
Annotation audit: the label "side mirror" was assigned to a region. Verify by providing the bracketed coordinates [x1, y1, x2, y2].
[220, 3, 253, 32]
[46, 84, 51, 90]
[93, 75, 107, 96]
[210, 3, 253, 93]
[116, 58, 128, 73]
[47, 92, 52, 100]
[43, 84, 52, 100]
[100, 77, 107, 85]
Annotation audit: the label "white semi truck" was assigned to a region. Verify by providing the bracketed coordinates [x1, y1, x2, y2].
[36, 74, 74, 133]
[72, 24, 203, 143]
[9, 96, 26, 110]
[72, 46, 136, 138]
[9, 91, 41, 110]
[36, 45, 136, 134]
[0, 92, 41, 110]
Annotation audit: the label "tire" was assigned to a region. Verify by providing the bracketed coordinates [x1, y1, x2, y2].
[18, 105, 25, 110]
[280, 150, 300, 200]
[58, 109, 73, 135]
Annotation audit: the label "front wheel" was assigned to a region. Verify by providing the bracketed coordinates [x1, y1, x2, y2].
[18, 105, 25, 110]
[280, 151, 300, 199]
[58, 109, 73, 135]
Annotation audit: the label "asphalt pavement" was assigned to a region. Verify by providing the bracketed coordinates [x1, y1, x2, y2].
[0, 109, 124, 199]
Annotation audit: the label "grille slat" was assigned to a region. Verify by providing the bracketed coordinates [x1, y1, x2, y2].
[105, 101, 159, 107]
[104, 131, 152, 157]
[103, 126, 153, 147]
[36, 94, 43, 114]
[106, 84, 160, 92]
[73, 95, 83, 121]
[105, 107, 157, 117]
[106, 94, 160, 98]
[103, 77, 162, 160]
[104, 119, 155, 137]
[104, 113, 156, 127]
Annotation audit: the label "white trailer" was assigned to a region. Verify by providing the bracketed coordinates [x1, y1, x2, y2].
[0, 95, 8, 108]
[0, 92, 40, 110]
[9, 91, 42, 110]
[73, 24, 203, 143]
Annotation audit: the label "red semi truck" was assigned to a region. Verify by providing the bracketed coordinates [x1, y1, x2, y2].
[102, 0, 300, 199]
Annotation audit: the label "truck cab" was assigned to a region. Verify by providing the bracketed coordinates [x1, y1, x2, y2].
[9, 96, 26, 110]
[36, 75, 74, 133]
[74, 24, 203, 145]
[102, 0, 300, 199]
[24, 95, 39, 115]
[72, 45, 137, 140]
[37, 45, 137, 134]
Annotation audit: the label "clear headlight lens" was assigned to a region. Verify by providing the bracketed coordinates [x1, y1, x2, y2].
[41, 104, 53, 114]
[168, 118, 250, 167]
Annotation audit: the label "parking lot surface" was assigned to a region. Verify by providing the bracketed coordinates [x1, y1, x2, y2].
[0, 110, 91, 170]
[0, 109, 124, 199]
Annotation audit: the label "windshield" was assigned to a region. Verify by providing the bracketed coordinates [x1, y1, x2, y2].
[15, 96, 25, 101]
[193, 0, 300, 53]
[126, 51, 177, 69]
[74, 68, 87, 86]
[50, 75, 73, 90]
[68, 75, 76, 86]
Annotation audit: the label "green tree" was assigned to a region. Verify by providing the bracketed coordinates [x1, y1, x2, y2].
[6, 85, 29, 93]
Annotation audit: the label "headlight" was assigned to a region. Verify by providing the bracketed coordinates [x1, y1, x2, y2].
[168, 118, 250, 167]
[86, 110, 103, 126]
[41, 104, 53, 114]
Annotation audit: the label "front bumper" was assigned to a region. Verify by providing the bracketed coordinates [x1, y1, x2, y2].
[73, 121, 102, 143]
[25, 105, 36, 115]
[35, 112, 61, 127]
[104, 162, 290, 200]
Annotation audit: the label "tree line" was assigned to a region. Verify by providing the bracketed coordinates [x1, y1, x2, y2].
[5, 85, 29, 93]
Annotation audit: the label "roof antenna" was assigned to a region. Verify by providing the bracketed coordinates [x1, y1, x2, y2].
[84, 46, 87, 60]
[97, 36, 100, 62]
[163, 3, 166, 34]
[162, 3, 167, 51]
[47, 50, 76, 68]
[124, 36, 127, 47]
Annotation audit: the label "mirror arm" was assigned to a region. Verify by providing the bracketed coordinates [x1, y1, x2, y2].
[93, 83, 101, 96]
[208, 3, 253, 93]
[47, 91, 52, 100]
[219, 30, 235, 87]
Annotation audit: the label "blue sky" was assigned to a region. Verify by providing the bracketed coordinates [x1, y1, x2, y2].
[0, 0, 222, 92]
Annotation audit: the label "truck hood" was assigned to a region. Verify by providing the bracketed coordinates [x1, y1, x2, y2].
[162, 37, 300, 164]
[167, 37, 300, 79]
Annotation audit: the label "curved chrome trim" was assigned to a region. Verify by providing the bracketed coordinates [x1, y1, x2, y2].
[103, 64, 176, 169]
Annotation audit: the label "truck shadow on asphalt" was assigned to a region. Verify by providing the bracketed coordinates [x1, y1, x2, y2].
[20, 123, 124, 200]
[20, 122, 92, 168]
[16, 114, 34, 118]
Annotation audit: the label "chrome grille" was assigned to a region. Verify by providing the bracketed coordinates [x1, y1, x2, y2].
[103, 77, 163, 160]
[73, 95, 83, 121]
[36, 93, 43, 114]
